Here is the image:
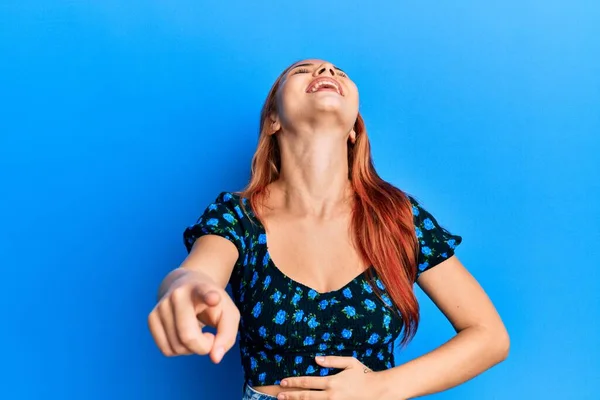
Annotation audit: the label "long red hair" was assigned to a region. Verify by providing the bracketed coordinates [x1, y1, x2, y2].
[239, 62, 420, 346]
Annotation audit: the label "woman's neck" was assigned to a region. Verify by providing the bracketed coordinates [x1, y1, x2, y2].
[274, 133, 352, 218]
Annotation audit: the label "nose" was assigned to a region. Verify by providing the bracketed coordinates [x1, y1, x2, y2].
[314, 62, 336, 76]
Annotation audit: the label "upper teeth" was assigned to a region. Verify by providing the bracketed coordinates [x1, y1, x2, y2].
[309, 80, 341, 94]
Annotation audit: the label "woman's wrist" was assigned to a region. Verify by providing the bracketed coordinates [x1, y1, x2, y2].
[369, 369, 409, 400]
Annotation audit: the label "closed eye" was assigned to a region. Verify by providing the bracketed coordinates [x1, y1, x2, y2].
[291, 67, 348, 78]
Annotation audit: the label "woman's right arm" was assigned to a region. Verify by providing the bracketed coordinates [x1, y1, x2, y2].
[148, 234, 241, 364]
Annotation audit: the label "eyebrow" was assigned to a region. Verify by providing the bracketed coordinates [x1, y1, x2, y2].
[291, 63, 345, 73]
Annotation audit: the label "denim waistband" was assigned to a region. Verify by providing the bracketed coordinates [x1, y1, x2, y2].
[242, 383, 278, 400]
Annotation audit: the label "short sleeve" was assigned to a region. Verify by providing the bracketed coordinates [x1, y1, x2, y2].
[183, 192, 247, 261]
[409, 196, 463, 280]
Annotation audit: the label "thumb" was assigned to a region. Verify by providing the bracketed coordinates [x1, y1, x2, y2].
[315, 355, 358, 370]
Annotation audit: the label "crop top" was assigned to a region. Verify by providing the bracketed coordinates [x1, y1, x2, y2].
[183, 192, 462, 387]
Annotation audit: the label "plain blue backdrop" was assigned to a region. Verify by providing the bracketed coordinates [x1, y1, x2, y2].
[1, 1, 599, 399]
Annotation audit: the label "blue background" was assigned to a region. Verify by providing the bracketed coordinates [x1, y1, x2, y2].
[1, 1, 599, 399]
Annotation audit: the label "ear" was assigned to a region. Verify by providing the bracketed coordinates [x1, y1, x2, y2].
[268, 112, 281, 135]
[349, 129, 357, 144]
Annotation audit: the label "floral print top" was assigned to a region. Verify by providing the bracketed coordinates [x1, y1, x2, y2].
[183, 192, 462, 387]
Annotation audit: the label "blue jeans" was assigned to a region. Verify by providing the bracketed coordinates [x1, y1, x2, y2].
[242, 383, 278, 399]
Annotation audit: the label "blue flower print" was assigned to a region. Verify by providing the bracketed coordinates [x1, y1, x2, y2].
[415, 226, 423, 238]
[272, 290, 282, 303]
[275, 334, 287, 346]
[367, 333, 380, 344]
[383, 314, 391, 329]
[343, 287, 352, 298]
[423, 218, 435, 230]
[306, 365, 316, 374]
[320, 368, 329, 376]
[258, 326, 267, 338]
[448, 239, 457, 249]
[291, 293, 301, 306]
[322, 332, 331, 341]
[318, 300, 328, 310]
[206, 218, 218, 226]
[308, 289, 318, 300]
[293, 310, 304, 322]
[234, 205, 244, 219]
[343, 306, 357, 318]
[341, 329, 352, 339]
[252, 302, 262, 318]
[307, 316, 319, 329]
[375, 279, 385, 290]
[421, 246, 432, 256]
[319, 343, 327, 351]
[412, 204, 420, 216]
[258, 234, 267, 244]
[258, 372, 266, 383]
[208, 203, 217, 211]
[250, 357, 258, 370]
[263, 275, 271, 290]
[364, 299, 376, 312]
[381, 293, 393, 307]
[250, 271, 258, 288]
[362, 281, 373, 293]
[336, 343, 345, 350]
[223, 193, 232, 201]
[275, 355, 282, 363]
[365, 349, 373, 356]
[274, 310, 287, 324]
[223, 213, 234, 224]
[303, 336, 315, 346]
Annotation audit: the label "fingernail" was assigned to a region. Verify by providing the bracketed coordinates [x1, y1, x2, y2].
[316, 356, 325, 362]
[280, 380, 287, 387]
[277, 395, 286, 400]
[214, 346, 225, 362]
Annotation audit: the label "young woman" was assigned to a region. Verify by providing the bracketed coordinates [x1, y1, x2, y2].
[148, 59, 509, 400]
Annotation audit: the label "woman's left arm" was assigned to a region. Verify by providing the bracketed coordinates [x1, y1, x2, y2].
[375, 255, 510, 399]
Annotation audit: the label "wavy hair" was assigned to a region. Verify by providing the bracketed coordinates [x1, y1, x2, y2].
[239, 61, 420, 345]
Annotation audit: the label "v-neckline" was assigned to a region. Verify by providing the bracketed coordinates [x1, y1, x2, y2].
[264, 249, 373, 297]
[246, 201, 373, 297]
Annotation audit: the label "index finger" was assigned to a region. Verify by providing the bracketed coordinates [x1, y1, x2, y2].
[193, 282, 222, 307]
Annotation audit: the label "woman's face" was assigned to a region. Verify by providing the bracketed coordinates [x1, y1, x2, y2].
[272, 59, 359, 136]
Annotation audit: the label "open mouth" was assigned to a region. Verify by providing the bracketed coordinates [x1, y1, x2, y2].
[306, 78, 343, 96]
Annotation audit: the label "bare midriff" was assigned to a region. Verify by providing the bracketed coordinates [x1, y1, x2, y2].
[252, 385, 297, 397]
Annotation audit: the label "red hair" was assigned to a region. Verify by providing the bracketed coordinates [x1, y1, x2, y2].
[240, 61, 420, 346]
